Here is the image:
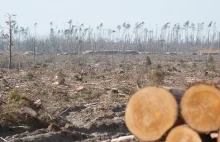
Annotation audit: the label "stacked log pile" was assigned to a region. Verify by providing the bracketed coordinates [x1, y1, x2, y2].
[125, 83, 220, 142]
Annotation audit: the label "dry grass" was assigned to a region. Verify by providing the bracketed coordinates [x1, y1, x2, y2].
[72, 88, 104, 100]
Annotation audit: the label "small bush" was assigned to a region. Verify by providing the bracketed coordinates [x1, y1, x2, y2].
[179, 59, 184, 64]
[152, 66, 165, 84]
[146, 56, 152, 66]
[56, 70, 66, 78]
[156, 64, 162, 69]
[74, 73, 83, 81]
[192, 62, 197, 68]
[72, 89, 103, 100]
[8, 88, 21, 102]
[206, 55, 215, 70]
[8, 89, 32, 106]
[26, 72, 34, 81]
[208, 55, 214, 64]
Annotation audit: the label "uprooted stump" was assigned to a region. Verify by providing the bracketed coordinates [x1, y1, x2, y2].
[180, 83, 220, 133]
[165, 125, 202, 142]
[125, 86, 178, 142]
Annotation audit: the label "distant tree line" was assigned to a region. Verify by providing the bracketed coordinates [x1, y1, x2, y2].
[1, 15, 220, 54]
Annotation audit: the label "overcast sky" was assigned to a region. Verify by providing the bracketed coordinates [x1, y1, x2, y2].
[0, 0, 219, 35]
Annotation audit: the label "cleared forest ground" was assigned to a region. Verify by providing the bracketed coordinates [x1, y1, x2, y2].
[0, 53, 219, 142]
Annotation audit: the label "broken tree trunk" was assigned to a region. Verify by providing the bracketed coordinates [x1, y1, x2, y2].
[125, 86, 178, 142]
[180, 83, 220, 133]
[165, 125, 202, 142]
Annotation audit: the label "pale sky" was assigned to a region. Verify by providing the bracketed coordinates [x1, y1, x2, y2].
[0, 0, 219, 35]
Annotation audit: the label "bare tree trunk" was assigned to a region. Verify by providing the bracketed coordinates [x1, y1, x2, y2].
[9, 22, 12, 69]
[34, 38, 36, 64]
[6, 14, 16, 69]
[34, 24, 37, 65]
[219, 32, 220, 55]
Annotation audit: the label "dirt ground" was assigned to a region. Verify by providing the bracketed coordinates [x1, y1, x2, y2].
[0, 54, 219, 142]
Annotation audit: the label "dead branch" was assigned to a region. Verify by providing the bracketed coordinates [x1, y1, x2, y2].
[6, 131, 74, 142]
[84, 116, 101, 128]
[110, 135, 135, 142]
[0, 137, 7, 142]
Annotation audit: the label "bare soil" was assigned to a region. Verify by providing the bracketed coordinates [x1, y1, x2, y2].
[0, 54, 219, 142]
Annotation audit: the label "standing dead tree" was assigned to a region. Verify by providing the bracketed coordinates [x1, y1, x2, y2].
[207, 21, 212, 50]
[5, 13, 16, 69]
[184, 20, 190, 49]
[34, 22, 37, 64]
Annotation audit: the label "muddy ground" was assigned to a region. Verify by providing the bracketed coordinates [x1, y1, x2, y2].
[0, 54, 219, 142]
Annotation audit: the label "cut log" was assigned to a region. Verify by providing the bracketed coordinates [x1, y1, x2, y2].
[218, 130, 220, 142]
[180, 83, 220, 133]
[125, 86, 178, 142]
[165, 125, 202, 142]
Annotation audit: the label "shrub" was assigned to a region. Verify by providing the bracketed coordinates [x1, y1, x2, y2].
[26, 72, 34, 81]
[206, 55, 215, 70]
[208, 55, 214, 64]
[8, 89, 32, 106]
[74, 73, 83, 81]
[192, 62, 197, 68]
[146, 56, 152, 66]
[152, 65, 165, 84]
[8, 88, 21, 102]
[156, 64, 162, 69]
[72, 88, 103, 100]
[179, 59, 184, 64]
[56, 70, 66, 78]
